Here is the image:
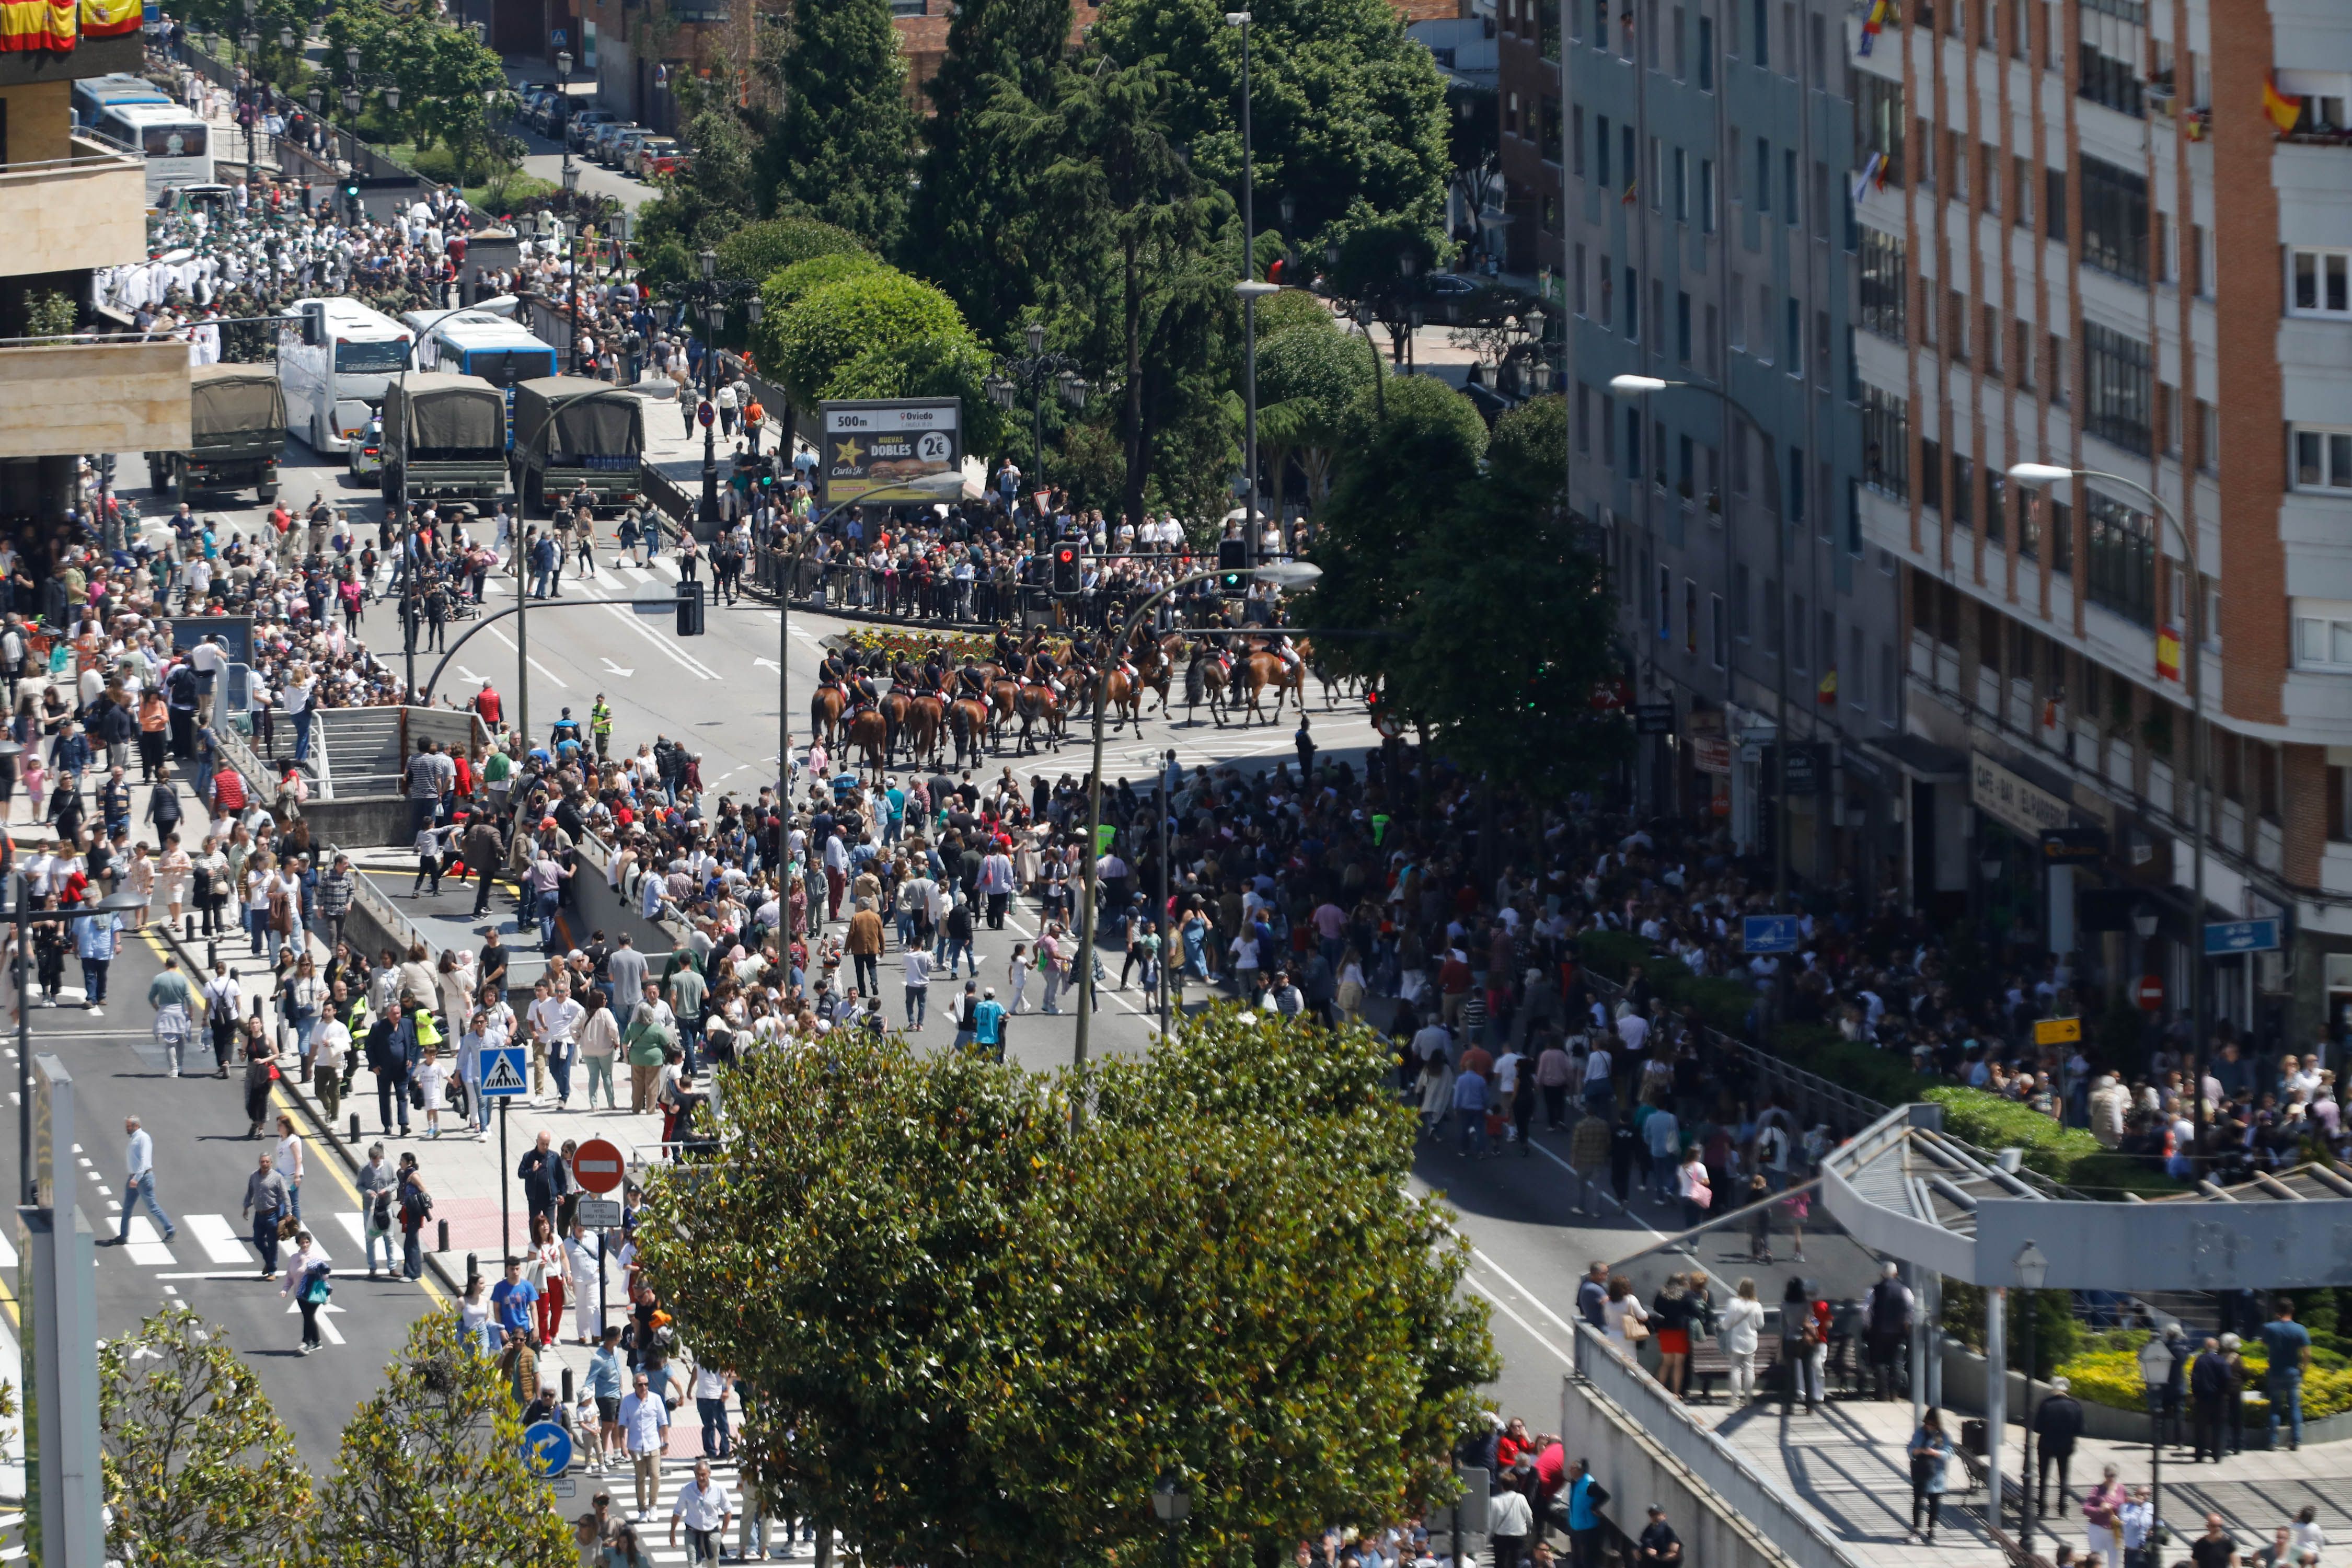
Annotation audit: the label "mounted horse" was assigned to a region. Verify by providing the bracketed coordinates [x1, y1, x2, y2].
[1184, 639, 1236, 727]
[1236, 636, 1309, 725]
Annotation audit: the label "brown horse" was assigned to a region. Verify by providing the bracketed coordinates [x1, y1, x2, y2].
[879, 689, 912, 762]
[1185, 643, 1233, 727]
[1098, 662, 1145, 733]
[1131, 630, 1182, 716]
[1238, 644, 1307, 725]
[848, 708, 890, 780]
[903, 694, 946, 766]
[1014, 682, 1063, 753]
[949, 697, 993, 768]
[809, 685, 848, 750]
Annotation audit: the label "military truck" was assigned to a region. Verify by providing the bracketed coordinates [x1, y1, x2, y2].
[511, 376, 648, 513]
[147, 363, 285, 503]
[380, 371, 509, 509]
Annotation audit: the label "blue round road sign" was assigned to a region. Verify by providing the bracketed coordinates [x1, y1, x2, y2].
[522, 1420, 573, 1478]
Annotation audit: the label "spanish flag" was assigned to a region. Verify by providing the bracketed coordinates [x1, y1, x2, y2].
[0, 0, 73, 51]
[1817, 668, 1838, 705]
[80, 0, 139, 38]
[2155, 624, 2182, 682]
[2265, 75, 2304, 134]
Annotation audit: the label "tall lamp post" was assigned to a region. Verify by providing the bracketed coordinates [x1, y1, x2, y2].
[1614, 374, 1791, 912]
[674, 248, 764, 525]
[2136, 1334, 2172, 1532]
[1151, 1473, 1191, 1568]
[1227, 10, 1277, 565]
[2014, 1240, 2049, 1553]
[1073, 560, 1321, 1080]
[2012, 461, 2207, 1163]
[984, 324, 1090, 495]
[556, 49, 576, 190]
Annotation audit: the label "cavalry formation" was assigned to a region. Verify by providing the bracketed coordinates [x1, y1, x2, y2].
[806, 627, 1322, 776]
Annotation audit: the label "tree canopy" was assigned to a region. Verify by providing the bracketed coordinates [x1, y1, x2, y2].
[635, 1007, 1495, 1568]
[902, 0, 1075, 341]
[1303, 388, 1623, 797]
[714, 214, 869, 289]
[1087, 0, 1451, 256]
[757, 0, 919, 249]
[762, 267, 971, 410]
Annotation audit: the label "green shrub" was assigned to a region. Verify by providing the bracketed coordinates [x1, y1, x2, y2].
[716, 215, 867, 289]
[2059, 1331, 2352, 1420]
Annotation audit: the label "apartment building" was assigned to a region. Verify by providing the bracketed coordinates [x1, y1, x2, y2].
[1501, 0, 1895, 886]
[0, 8, 190, 520]
[1849, 0, 2352, 1037]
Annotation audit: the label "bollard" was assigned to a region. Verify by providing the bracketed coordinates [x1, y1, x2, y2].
[562, 1367, 574, 1406]
[466, 1251, 479, 1287]
[348, 1112, 360, 1142]
[437, 1218, 449, 1253]
[206, 939, 217, 970]
[183, 914, 194, 942]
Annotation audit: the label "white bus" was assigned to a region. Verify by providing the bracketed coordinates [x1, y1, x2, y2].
[90, 100, 212, 205]
[400, 306, 559, 445]
[275, 298, 412, 455]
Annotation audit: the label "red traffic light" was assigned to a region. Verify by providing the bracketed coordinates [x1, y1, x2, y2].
[1057, 547, 1075, 562]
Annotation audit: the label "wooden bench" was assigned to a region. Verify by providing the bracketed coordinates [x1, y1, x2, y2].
[1687, 1335, 1782, 1403]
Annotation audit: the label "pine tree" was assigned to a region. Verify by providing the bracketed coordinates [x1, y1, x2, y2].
[759, 0, 919, 250]
[901, 0, 1074, 342]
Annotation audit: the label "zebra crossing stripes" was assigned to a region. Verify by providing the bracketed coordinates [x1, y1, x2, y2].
[575, 1457, 827, 1564]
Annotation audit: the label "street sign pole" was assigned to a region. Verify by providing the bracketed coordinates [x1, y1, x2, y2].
[499, 1096, 509, 1260]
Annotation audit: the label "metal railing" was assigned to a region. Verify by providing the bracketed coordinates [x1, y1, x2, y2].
[1567, 1321, 1874, 1568]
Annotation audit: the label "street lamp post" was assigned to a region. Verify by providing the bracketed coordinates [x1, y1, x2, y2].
[556, 49, 576, 192]
[985, 323, 1092, 498]
[2137, 1334, 2172, 1532]
[1614, 374, 1791, 912]
[1227, 10, 1277, 567]
[2015, 1240, 2049, 1553]
[1151, 1473, 1191, 1568]
[1073, 561, 1321, 1083]
[2011, 461, 2207, 1165]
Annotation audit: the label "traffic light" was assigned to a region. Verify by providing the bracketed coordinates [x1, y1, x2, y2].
[299, 302, 326, 348]
[1217, 535, 1247, 593]
[675, 579, 706, 636]
[1052, 545, 1080, 595]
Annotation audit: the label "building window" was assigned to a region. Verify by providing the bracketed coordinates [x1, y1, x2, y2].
[1951, 453, 1974, 529]
[2293, 426, 2352, 491]
[1597, 114, 1611, 186]
[2298, 605, 2352, 670]
[1920, 438, 1942, 510]
[1657, 566, 1673, 640]
[1627, 267, 1641, 339]
[1849, 626, 1867, 708]
[1858, 225, 1907, 339]
[1785, 295, 1802, 374]
[2086, 488, 2156, 627]
[1671, 4, 1686, 75]
[2081, 156, 2149, 284]
[1698, 14, 1714, 87]
[1854, 74, 1905, 188]
[1756, 139, 1772, 213]
[1674, 147, 1689, 219]
[1576, 384, 1592, 452]
[2078, 40, 2145, 117]
[1861, 384, 1910, 498]
[1676, 291, 1692, 362]
[1685, 579, 1699, 653]
[2045, 168, 2067, 240]
[1753, 0, 1769, 66]
[1599, 259, 1615, 329]
[2291, 248, 2352, 318]
[1711, 592, 1726, 667]
[2084, 322, 2154, 455]
[1627, 407, 1644, 477]
[1573, 111, 1586, 178]
[1783, 146, 1800, 225]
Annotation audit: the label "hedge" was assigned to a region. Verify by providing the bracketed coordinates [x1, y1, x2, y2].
[2060, 1331, 2352, 1420]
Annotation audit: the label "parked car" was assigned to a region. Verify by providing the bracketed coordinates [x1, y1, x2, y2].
[346, 413, 385, 480]
[612, 128, 659, 172]
[630, 137, 682, 178]
[565, 108, 616, 151]
[591, 121, 642, 165]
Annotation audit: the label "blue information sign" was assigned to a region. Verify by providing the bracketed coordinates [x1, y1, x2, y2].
[1742, 915, 1800, 955]
[2203, 918, 2281, 956]
[522, 1420, 572, 1478]
[479, 1045, 528, 1099]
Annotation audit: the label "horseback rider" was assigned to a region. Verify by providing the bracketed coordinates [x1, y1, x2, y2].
[817, 648, 851, 695]
[847, 659, 879, 715]
[992, 628, 1020, 668]
[955, 656, 989, 700]
[1267, 630, 1304, 674]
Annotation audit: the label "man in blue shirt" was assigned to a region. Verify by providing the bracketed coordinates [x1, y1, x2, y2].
[1560, 1458, 1611, 1568]
[971, 988, 1006, 1062]
[489, 1254, 540, 1348]
[2262, 1297, 2313, 1450]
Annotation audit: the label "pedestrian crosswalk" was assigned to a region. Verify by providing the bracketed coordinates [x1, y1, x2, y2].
[480, 554, 690, 598]
[569, 1455, 829, 1564]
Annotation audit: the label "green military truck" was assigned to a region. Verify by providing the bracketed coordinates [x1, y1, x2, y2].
[381, 371, 510, 509]
[511, 376, 648, 514]
[147, 363, 285, 504]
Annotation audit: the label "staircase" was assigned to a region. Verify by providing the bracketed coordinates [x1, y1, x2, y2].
[313, 708, 409, 800]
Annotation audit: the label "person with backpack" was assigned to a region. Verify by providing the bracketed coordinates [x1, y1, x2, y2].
[398, 1158, 433, 1282]
[281, 1227, 331, 1354]
[357, 1142, 397, 1278]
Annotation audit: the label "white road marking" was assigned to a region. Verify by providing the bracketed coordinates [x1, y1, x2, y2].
[185, 1213, 252, 1266]
[599, 603, 722, 681]
[482, 626, 571, 688]
[121, 1217, 175, 1268]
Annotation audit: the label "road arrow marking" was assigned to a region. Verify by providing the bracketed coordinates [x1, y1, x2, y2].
[752, 657, 781, 671]
[456, 665, 483, 684]
[601, 658, 636, 678]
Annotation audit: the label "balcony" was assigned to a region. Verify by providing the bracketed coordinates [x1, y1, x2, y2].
[0, 339, 189, 462]
[0, 138, 146, 280]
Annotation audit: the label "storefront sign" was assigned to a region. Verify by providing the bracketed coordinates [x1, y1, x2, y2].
[820, 398, 961, 506]
[1691, 736, 1732, 775]
[1971, 752, 2071, 838]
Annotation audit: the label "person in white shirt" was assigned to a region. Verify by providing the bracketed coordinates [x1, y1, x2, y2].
[670, 1456, 734, 1563]
[617, 1369, 671, 1521]
[273, 1113, 306, 1221]
[111, 1115, 175, 1246]
[902, 946, 932, 1029]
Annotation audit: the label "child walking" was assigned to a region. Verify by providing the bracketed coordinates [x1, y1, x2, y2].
[416, 1044, 451, 1139]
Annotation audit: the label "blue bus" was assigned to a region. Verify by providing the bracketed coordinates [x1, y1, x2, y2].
[400, 306, 560, 446]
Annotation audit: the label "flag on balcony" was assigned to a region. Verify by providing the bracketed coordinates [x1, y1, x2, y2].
[2155, 624, 2182, 682]
[1621, 179, 1638, 206]
[0, 0, 74, 51]
[1851, 152, 1885, 203]
[2265, 74, 2303, 134]
[80, 0, 138, 37]
[1816, 668, 1838, 705]
[1857, 0, 1890, 55]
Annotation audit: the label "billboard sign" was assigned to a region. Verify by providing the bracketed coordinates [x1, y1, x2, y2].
[820, 398, 960, 507]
